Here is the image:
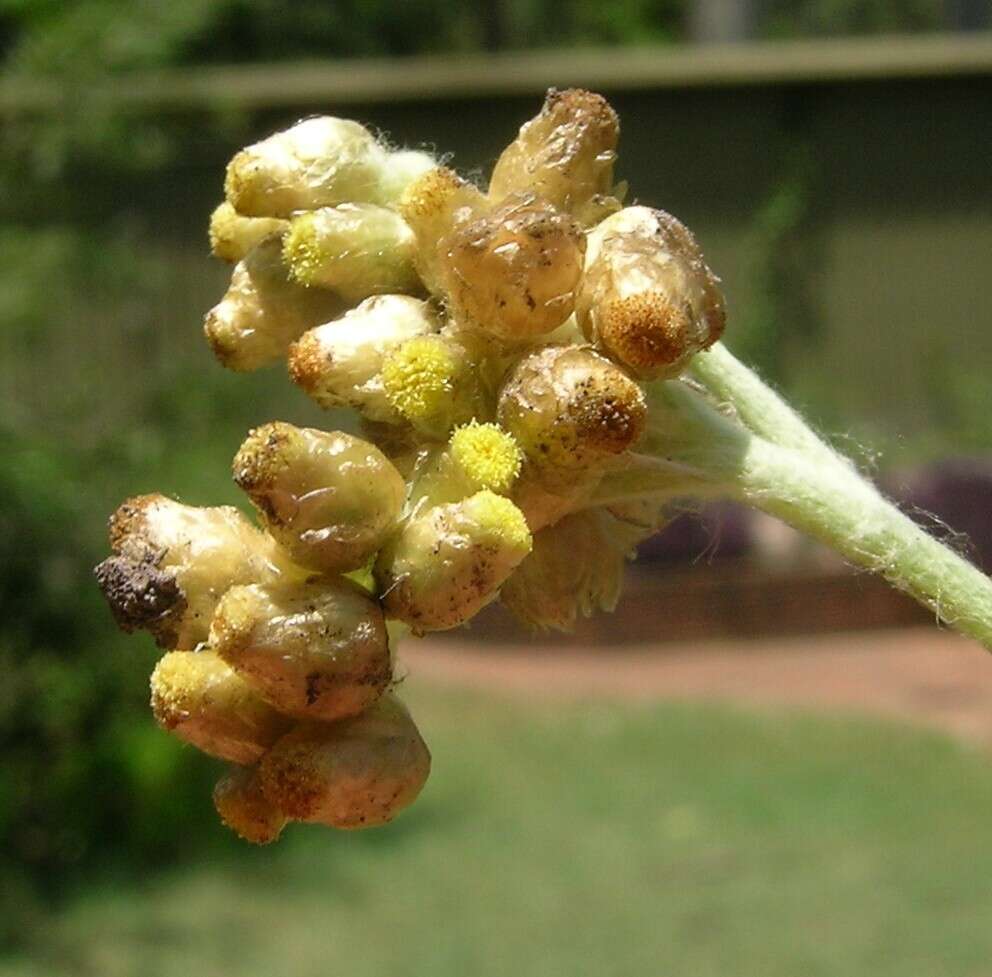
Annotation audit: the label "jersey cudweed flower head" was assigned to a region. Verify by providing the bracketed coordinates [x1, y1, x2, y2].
[97, 89, 992, 844]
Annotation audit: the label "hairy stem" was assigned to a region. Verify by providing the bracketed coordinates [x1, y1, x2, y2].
[594, 351, 992, 649]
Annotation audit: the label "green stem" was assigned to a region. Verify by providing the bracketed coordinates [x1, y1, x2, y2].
[689, 341, 846, 468]
[594, 351, 992, 650]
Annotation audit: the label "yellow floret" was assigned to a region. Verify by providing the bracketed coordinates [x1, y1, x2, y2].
[381, 335, 458, 423]
[281, 212, 324, 284]
[463, 490, 532, 552]
[449, 422, 523, 494]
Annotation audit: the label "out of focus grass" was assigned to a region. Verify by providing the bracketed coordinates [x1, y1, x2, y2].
[5, 685, 992, 977]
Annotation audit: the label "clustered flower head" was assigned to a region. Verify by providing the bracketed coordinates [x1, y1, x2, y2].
[96, 89, 728, 843]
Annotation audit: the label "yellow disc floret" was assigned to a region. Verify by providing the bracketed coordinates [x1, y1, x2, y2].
[463, 489, 532, 552]
[382, 335, 456, 421]
[449, 422, 523, 494]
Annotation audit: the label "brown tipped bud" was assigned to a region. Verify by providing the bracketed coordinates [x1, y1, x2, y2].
[213, 765, 288, 844]
[208, 202, 288, 263]
[375, 490, 532, 632]
[288, 295, 439, 422]
[576, 207, 726, 378]
[488, 88, 619, 218]
[150, 650, 289, 764]
[259, 694, 431, 829]
[497, 345, 647, 481]
[204, 236, 345, 372]
[439, 195, 585, 341]
[397, 166, 488, 293]
[233, 423, 405, 574]
[96, 494, 287, 649]
[210, 578, 390, 722]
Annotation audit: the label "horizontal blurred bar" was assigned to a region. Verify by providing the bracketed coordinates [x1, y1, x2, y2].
[3, 34, 992, 113]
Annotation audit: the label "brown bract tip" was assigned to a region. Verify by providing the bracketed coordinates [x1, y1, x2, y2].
[94, 554, 185, 647]
[287, 332, 326, 394]
[599, 292, 695, 373]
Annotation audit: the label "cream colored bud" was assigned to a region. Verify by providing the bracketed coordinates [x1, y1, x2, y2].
[213, 765, 288, 845]
[233, 423, 406, 573]
[376, 149, 437, 205]
[204, 236, 344, 372]
[397, 166, 488, 293]
[208, 202, 288, 263]
[375, 490, 532, 632]
[150, 650, 289, 763]
[225, 117, 386, 218]
[576, 206, 726, 378]
[288, 295, 439, 422]
[488, 88, 619, 218]
[259, 694, 430, 829]
[95, 494, 290, 649]
[282, 204, 420, 300]
[439, 195, 585, 341]
[497, 345, 647, 482]
[210, 577, 390, 722]
[501, 505, 660, 632]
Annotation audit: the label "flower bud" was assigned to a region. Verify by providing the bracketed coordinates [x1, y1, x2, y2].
[233, 423, 405, 573]
[375, 490, 532, 632]
[210, 577, 390, 722]
[150, 650, 289, 763]
[380, 333, 489, 438]
[397, 166, 488, 293]
[259, 694, 430, 829]
[576, 206, 726, 378]
[208, 202, 287, 263]
[213, 765, 288, 845]
[288, 295, 439, 422]
[225, 117, 428, 217]
[439, 195, 585, 341]
[204, 236, 345, 372]
[282, 204, 420, 300]
[501, 505, 659, 632]
[488, 88, 619, 219]
[95, 494, 289, 649]
[497, 345, 647, 482]
[408, 422, 523, 513]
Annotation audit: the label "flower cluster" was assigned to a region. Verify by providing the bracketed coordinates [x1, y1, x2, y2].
[95, 89, 765, 843]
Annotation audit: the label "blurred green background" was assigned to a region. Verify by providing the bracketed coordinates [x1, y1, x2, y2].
[1, 2, 991, 974]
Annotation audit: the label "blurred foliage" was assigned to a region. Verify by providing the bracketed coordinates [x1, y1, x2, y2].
[735, 144, 824, 385]
[0, 425, 222, 944]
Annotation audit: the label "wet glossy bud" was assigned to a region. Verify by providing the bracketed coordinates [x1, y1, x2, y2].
[282, 204, 420, 300]
[95, 494, 289, 649]
[375, 490, 532, 632]
[259, 694, 430, 829]
[497, 345, 647, 481]
[213, 765, 288, 845]
[288, 295, 439, 422]
[225, 117, 432, 218]
[204, 236, 344, 372]
[488, 88, 619, 219]
[150, 650, 289, 763]
[397, 166, 488, 293]
[210, 577, 390, 722]
[233, 423, 405, 573]
[380, 333, 489, 438]
[208, 202, 288, 263]
[439, 195, 585, 341]
[576, 206, 726, 378]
